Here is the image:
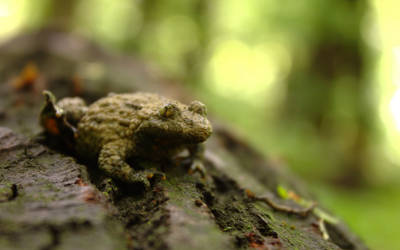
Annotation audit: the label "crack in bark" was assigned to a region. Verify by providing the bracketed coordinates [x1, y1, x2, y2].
[196, 173, 281, 249]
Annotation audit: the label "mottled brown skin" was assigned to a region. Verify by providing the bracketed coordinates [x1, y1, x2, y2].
[42, 91, 212, 187]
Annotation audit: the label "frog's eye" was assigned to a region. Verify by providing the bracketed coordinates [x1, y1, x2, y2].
[189, 100, 207, 116]
[159, 103, 179, 118]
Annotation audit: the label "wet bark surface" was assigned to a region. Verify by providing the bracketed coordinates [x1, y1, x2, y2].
[0, 29, 367, 250]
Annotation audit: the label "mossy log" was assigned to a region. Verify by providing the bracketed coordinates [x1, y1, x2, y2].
[0, 29, 367, 250]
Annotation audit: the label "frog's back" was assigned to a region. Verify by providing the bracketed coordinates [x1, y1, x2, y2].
[76, 92, 167, 157]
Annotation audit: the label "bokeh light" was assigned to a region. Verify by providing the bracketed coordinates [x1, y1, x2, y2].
[0, 0, 29, 41]
[205, 39, 290, 106]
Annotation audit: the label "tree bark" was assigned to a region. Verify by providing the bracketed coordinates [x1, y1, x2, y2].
[0, 29, 367, 250]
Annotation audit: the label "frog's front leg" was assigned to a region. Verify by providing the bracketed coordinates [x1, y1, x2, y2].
[98, 140, 151, 188]
[188, 143, 206, 178]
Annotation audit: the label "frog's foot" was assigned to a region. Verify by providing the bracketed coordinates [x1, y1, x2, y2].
[99, 140, 151, 189]
[187, 144, 207, 178]
[188, 159, 206, 178]
[128, 171, 151, 189]
[99, 161, 151, 189]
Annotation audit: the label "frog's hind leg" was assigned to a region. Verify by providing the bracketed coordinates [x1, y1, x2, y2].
[98, 140, 150, 188]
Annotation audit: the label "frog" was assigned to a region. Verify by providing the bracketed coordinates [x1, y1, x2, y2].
[40, 90, 213, 188]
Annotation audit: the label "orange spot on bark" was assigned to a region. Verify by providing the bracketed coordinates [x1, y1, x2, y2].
[83, 191, 97, 203]
[75, 178, 88, 186]
[287, 191, 301, 202]
[80, 186, 99, 203]
[245, 232, 265, 249]
[245, 189, 256, 199]
[12, 62, 39, 91]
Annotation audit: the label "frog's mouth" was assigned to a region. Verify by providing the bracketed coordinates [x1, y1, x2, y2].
[136, 118, 212, 145]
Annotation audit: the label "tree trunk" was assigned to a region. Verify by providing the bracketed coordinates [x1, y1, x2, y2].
[281, 0, 372, 186]
[0, 29, 367, 250]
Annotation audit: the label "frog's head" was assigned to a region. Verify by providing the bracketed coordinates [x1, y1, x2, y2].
[137, 100, 212, 145]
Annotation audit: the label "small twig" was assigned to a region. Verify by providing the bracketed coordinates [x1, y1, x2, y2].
[254, 195, 316, 217]
[319, 218, 330, 240]
[246, 189, 316, 217]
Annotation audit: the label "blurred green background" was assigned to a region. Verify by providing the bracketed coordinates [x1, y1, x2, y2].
[1, 0, 399, 248]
